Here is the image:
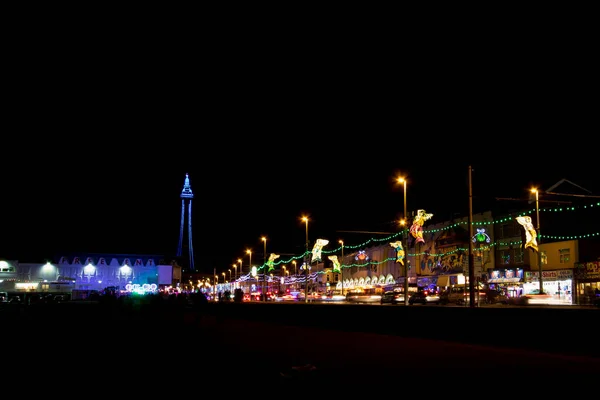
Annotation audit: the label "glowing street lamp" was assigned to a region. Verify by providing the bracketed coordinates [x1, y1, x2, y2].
[398, 177, 409, 306]
[302, 216, 309, 303]
[214, 275, 218, 301]
[531, 188, 544, 294]
[339, 240, 344, 296]
[246, 249, 252, 297]
[261, 236, 267, 301]
[291, 260, 297, 290]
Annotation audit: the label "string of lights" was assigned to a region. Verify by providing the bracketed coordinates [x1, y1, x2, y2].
[225, 201, 599, 282]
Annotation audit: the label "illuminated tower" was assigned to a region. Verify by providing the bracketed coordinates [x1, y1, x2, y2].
[177, 173, 195, 271]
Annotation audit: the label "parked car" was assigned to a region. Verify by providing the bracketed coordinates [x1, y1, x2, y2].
[380, 291, 405, 304]
[408, 290, 441, 305]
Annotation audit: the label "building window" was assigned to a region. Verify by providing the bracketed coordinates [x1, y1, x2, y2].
[500, 251, 510, 265]
[499, 223, 519, 239]
[559, 248, 570, 264]
[498, 224, 508, 239]
[514, 249, 524, 264]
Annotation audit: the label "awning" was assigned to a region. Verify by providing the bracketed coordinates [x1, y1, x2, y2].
[488, 278, 522, 283]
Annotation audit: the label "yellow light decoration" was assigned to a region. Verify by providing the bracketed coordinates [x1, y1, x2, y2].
[410, 209, 433, 244]
[389, 241, 405, 265]
[266, 253, 280, 272]
[516, 216, 538, 252]
[328, 255, 341, 272]
[311, 238, 329, 262]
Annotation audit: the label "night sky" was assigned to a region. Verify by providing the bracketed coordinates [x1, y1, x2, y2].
[2, 136, 598, 274]
[2, 30, 598, 274]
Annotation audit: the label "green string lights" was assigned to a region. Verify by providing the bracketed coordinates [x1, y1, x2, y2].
[250, 201, 600, 273]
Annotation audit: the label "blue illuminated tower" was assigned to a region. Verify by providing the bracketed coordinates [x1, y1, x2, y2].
[177, 173, 195, 271]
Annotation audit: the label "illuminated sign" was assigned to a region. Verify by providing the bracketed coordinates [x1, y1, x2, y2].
[125, 283, 158, 293]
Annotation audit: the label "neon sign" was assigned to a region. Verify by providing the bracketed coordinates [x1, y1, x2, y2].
[125, 283, 158, 294]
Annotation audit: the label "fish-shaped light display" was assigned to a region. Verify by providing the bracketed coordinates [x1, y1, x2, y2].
[516, 216, 538, 252]
[311, 238, 329, 262]
[389, 241, 405, 266]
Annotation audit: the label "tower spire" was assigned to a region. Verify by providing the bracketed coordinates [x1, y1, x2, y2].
[181, 173, 194, 199]
[177, 173, 195, 271]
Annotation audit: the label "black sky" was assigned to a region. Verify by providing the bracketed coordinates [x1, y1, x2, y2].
[2, 17, 598, 273]
[2, 140, 598, 273]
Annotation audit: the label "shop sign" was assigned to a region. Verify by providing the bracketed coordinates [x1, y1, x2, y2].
[526, 269, 573, 280]
[574, 261, 600, 279]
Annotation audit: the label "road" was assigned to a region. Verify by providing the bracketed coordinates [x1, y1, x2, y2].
[3, 298, 599, 392]
[199, 314, 600, 382]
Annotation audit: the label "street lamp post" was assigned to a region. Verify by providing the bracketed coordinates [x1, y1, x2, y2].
[398, 177, 409, 306]
[302, 216, 309, 303]
[246, 249, 252, 298]
[232, 264, 237, 289]
[261, 237, 267, 301]
[339, 240, 344, 296]
[238, 258, 243, 279]
[292, 260, 297, 291]
[532, 188, 544, 294]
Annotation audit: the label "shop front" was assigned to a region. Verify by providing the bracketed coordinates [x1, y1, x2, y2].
[574, 261, 600, 305]
[525, 269, 573, 305]
[486, 268, 525, 298]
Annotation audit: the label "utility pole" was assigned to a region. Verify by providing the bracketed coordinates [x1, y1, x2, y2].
[468, 165, 475, 307]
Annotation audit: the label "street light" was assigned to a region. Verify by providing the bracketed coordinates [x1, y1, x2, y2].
[246, 249, 252, 298]
[238, 258, 243, 278]
[302, 216, 309, 303]
[398, 177, 409, 306]
[232, 264, 237, 287]
[531, 188, 544, 294]
[261, 236, 267, 301]
[292, 260, 297, 290]
[339, 240, 344, 296]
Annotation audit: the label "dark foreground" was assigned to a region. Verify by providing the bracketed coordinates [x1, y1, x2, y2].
[2, 298, 599, 391]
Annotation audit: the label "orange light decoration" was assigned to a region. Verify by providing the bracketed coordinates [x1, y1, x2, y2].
[410, 209, 433, 244]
